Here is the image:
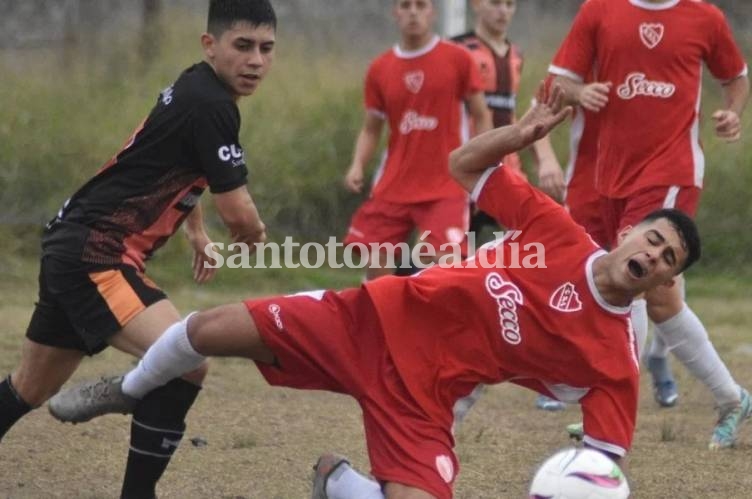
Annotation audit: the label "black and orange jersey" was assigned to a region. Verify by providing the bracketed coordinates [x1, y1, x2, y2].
[452, 31, 523, 128]
[43, 62, 248, 271]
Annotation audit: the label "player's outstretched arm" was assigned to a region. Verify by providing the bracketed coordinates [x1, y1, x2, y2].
[450, 83, 571, 192]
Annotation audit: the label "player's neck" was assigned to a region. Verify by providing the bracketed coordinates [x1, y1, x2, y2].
[475, 25, 509, 57]
[591, 254, 633, 308]
[399, 31, 436, 52]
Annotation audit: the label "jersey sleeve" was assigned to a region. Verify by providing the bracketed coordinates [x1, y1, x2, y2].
[191, 100, 249, 194]
[472, 166, 579, 236]
[706, 8, 748, 83]
[548, 0, 600, 81]
[364, 61, 386, 118]
[579, 377, 638, 458]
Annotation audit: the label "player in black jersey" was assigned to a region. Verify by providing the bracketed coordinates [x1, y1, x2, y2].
[0, 1, 275, 497]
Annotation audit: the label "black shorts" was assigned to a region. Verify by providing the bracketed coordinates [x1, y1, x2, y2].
[26, 255, 167, 355]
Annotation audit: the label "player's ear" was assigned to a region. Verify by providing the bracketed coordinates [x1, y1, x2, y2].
[616, 225, 633, 245]
[201, 33, 216, 59]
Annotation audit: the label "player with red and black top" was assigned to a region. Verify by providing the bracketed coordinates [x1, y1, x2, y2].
[0, 2, 275, 498]
[549, 0, 750, 449]
[452, 0, 564, 239]
[63, 86, 700, 498]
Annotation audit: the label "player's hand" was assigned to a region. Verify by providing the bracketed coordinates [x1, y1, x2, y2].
[712, 109, 741, 142]
[578, 82, 611, 113]
[519, 82, 573, 143]
[188, 231, 219, 284]
[538, 158, 566, 203]
[344, 165, 365, 193]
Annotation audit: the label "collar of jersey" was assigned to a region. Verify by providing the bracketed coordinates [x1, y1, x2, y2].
[586, 250, 631, 316]
[629, 0, 680, 11]
[393, 35, 441, 59]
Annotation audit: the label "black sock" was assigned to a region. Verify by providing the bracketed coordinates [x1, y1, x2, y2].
[0, 375, 32, 442]
[120, 378, 201, 499]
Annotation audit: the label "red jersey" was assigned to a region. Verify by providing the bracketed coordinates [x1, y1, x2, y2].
[565, 107, 598, 205]
[550, 0, 748, 198]
[365, 166, 640, 457]
[365, 36, 484, 203]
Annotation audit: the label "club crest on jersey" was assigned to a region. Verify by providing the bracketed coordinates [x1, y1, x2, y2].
[639, 22, 664, 49]
[404, 70, 425, 94]
[485, 272, 524, 345]
[549, 282, 583, 313]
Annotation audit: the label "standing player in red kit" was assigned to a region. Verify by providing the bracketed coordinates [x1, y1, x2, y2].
[50, 86, 701, 499]
[549, 0, 750, 449]
[343, 0, 491, 281]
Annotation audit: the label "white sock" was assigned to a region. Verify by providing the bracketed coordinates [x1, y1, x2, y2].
[630, 299, 648, 361]
[654, 304, 740, 406]
[326, 465, 383, 499]
[122, 313, 206, 399]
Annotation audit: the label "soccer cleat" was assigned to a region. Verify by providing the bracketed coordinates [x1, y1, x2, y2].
[647, 356, 679, 407]
[311, 453, 351, 499]
[709, 387, 752, 450]
[535, 394, 566, 412]
[566, 422, 584, 441]
[48, 375, 137, 423]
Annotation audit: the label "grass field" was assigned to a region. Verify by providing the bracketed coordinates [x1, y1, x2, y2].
[1, 262, 751, 498]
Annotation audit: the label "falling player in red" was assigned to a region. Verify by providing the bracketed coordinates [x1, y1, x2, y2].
[343, 0, 491, 281]
[52, 86, 701, 499]
[549, 0, 750, 449]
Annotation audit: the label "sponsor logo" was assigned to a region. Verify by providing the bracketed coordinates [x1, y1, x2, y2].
[399, 110, 438, 134]
[485, 93, 516, 111]
[549, 282, 583, 312]
[161, 437, 181, 450]
[639, 22, 664, 49]
[485, 272, 524, 345]
[617, 72, 675, 100]
[217, 144, 245, 166]
[404, 70, 425, 93]
[160, 85, 175, 105]
[435, 455, 454, 484]
[268, 304, 284, 331]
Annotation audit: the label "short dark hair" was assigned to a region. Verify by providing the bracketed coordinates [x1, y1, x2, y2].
[208, 0, 277, 37]
[639, 208, 701, 272]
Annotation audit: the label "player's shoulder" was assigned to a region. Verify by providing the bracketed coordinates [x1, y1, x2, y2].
[681, 0, 726, 19]
[450, 31, 479, 46]
[171, 62, 237, 110]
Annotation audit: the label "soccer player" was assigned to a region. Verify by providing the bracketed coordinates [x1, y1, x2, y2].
[343, 0, 492, 280]
[0, 1, 275, 497]
[549, 0, 750, 448]
[50, 86, 701, 499]
[452, 0, 567, 413]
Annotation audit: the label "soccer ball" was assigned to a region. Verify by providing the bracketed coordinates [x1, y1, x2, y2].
[529, 448, 630, 498]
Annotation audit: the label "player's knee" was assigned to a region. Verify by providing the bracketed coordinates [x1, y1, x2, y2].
[185, 310, 215, 355]
[181, 360, 209, 384]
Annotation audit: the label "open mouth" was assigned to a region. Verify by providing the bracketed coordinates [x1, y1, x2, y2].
[628, 259, 646, 279]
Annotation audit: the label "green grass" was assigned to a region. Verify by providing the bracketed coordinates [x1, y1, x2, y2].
[1, 8, 751, 278]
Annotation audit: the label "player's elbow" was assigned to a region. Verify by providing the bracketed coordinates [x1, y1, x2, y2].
[448, 147, 465, 180]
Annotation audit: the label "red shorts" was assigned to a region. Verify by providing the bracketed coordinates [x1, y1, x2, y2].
[345, 196, 469, 255]
[601, 185, 701, 248]
[566, 189, 610, 248]
[245, 288, 458, 499]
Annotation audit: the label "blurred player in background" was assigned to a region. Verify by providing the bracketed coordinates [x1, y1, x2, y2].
[550, 0, 750, 449]
[343, 0, 492, 281]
